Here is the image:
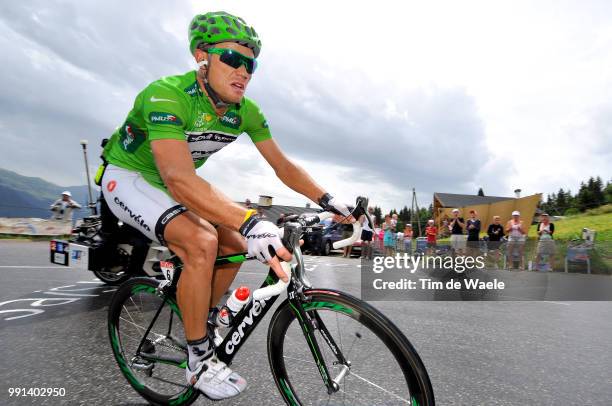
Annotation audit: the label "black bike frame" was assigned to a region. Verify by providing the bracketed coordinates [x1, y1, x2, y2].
[216, 267, 282, 365]
[140, 227, 351, 393]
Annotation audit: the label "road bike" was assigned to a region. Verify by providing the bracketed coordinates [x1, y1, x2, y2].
[108, 200, 435, 405]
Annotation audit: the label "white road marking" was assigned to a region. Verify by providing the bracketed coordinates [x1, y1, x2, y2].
[44, 291, 98, 297]
[0, 265, 72, 269]
[543, 301, 571, 306]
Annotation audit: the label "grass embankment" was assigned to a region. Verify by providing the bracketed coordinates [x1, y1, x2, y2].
[527, 205, 611, 273]
[528, 204, 612, 241]
[436, 206, 611, 273]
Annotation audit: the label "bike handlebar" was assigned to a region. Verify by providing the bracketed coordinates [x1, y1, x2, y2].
[251, 196, 372, 301]
[252, 261, 292, 301]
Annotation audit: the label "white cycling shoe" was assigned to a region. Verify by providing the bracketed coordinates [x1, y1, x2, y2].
[186, 356, 247, 400]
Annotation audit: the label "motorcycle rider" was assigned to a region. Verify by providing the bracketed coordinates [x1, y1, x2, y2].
[98, 11, 351, 399]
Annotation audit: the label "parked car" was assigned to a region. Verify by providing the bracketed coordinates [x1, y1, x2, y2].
[304, 223, 362, 256]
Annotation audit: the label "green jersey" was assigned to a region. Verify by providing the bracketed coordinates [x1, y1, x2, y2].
[102, 71, 271, 191]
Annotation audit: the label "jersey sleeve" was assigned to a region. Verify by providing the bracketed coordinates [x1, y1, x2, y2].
[141, 81, 190, 141]
[242, 98, 272, 143]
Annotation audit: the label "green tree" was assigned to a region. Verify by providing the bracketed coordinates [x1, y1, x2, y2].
[477, 188, 485, 196]
[576, 182, 594, 212]
[556, 188, 568, 213]
[605, 180, 612, 204]
[592, 176, 605, 206]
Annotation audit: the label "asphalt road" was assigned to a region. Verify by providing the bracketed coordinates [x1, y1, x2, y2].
[1, 240, 611, 405]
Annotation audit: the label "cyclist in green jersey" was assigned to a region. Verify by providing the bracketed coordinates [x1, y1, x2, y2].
[99, 11, 352, 400]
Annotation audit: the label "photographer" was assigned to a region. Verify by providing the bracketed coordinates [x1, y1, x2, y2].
[50, 191, 82, 221]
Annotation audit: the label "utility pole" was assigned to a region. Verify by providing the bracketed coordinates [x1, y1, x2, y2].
[410, 188, 422, 236]
[80, 140, 97, 215]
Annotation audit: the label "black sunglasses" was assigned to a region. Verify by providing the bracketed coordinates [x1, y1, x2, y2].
[207, 48, 257, 74]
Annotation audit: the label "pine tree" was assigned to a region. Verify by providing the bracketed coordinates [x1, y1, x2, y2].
[605, 180, 612, 204]
[477, 188, 485, 196]
[549, 192, 558, 214]
[556, 188, 567, 213]
[577, 182, 593, 212]
[593, 176, 605, 206]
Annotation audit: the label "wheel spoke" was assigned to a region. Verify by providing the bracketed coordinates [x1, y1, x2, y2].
[111, 282, 195, 403]
[348, 371, 410, 403]
[274, 297, 430, 406]
[119, 315, 148, 334]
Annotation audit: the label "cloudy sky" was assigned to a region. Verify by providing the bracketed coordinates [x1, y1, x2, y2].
[1, 0, 611, 212]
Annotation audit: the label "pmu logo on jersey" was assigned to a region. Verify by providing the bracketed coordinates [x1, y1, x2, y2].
[184, 82, 198, 97]
[119, 122, 146, 153]
[149, 112, 183, 126]
[220, 111, 242, 129]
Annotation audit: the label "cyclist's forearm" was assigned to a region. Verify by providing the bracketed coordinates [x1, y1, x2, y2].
[167, 173, 247, 231]
[275, 160, 326, 204]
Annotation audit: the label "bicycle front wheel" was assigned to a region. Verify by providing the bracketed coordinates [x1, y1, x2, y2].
[108, 277, 199, 406]
[268, 289, 435, 406]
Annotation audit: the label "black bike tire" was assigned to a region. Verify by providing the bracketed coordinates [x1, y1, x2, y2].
[267, 289, 435, 406]
[93, 268, 132, 285]
[108, 277, 199, 406]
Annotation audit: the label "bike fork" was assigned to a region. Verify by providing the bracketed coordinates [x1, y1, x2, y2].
[289, 299, 350, 394]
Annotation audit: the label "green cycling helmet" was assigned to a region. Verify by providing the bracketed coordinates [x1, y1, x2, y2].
[189, 11, 262, 58]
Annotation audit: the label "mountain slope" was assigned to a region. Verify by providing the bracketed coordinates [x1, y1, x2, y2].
[0, 168, 94, 219]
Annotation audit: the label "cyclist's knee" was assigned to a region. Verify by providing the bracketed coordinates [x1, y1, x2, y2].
[181, 230, 218, 270]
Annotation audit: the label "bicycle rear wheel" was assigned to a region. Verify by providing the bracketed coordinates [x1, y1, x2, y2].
[268, 289, 434, 406]
[108, 277, 199, 406]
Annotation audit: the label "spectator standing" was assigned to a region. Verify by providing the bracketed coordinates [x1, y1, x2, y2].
[341, 221, 354, 258]
[449, 209, 466, 255]
[534, 213, 556, 271]
[505, 210, 527, 270]
[383, 215, 396, 256]
[466, 210, 481, 257]
[360, 207, 375, 259]
[276, 213, 286, 226]
[486, 216, 504, 266]
[403, 224, 413, 254]
[50, 191, 81, 221]
[425, 219, 437, 254]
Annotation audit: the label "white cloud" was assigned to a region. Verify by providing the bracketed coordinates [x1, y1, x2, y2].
[0, 0, 610, 214]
